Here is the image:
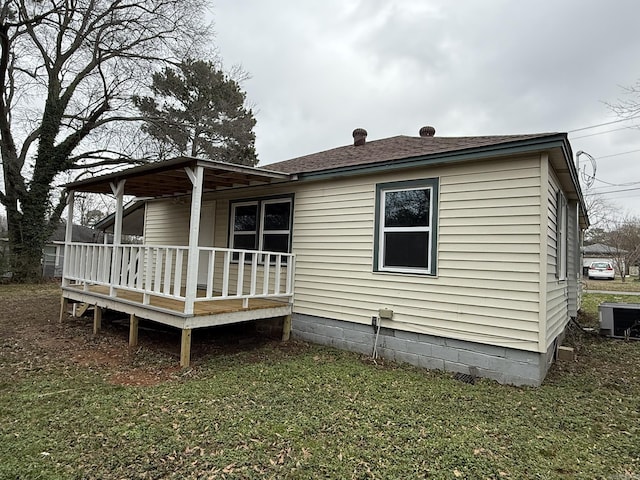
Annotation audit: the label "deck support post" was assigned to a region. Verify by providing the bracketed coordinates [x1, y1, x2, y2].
[93, 306, 102, 335]
[184, 165, 204, 315]
[282, 314, 292, 341]
[180, 328, 192, 368]
[59, 297, 68, 322]
[129, 314, 139, 347]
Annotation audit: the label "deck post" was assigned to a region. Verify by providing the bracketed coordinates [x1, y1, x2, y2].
[282, 314, 292, 341]
[180, 328, 192, 367]
[93, 306, 102, 335]
[109, 180, 126, 297]
[184, 165, 204, 315]
[62, 192, 75, 288]
[59, 297, 69, 323]
[129, 314, 139, 347]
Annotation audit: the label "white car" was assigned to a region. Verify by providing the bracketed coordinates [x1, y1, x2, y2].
[588, 261, 615, 280]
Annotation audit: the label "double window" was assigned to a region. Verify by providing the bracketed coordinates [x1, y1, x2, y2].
[374, 179, 438, 275]
[229, 196, 293, 258]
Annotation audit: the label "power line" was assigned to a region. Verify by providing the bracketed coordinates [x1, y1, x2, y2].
[597, 148, 640, 159]
[571, 125, 637, 140]
[594, 177, 640, 187]
[567, 114, 640, 133]
[586, 186, 640, 195]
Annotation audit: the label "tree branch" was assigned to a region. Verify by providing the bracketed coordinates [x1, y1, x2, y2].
[67, 157, 144, 169]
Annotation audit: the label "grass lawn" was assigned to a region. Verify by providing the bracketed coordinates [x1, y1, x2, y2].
[1, 284, 639, 479]
[584, 276, 640, 292]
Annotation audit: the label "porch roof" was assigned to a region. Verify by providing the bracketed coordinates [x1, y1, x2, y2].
[64, 157, 295, 197]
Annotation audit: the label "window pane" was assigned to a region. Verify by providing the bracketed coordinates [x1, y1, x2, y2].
[233, 234, 257, 250]
[384, 232, 429, 269]
[263, 233, 289, 253]
[234, 205, 257, 231]
[264, 202, 290, 230]
[385, 189, 430, 227]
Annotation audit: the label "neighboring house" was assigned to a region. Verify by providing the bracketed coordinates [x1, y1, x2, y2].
[1, 224, 101, 278]
[60, 127, 588, 386]
[582, 243, 625, 277]
[43, 223, 103, 277]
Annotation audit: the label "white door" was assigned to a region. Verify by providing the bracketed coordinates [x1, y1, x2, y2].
[197, 201, 216, 286]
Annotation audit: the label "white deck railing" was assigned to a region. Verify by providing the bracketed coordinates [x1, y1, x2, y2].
[62, 243, 295, 313]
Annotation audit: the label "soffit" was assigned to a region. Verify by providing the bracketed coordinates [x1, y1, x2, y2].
[64, 157, 293, 197]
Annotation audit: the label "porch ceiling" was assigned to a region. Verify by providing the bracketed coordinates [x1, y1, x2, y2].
[65, 157, 294, 197]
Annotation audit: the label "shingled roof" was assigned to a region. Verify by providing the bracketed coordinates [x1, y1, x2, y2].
[266, 133, 563, 175]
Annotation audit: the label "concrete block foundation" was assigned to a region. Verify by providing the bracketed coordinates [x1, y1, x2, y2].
[292, 313, 557, 386]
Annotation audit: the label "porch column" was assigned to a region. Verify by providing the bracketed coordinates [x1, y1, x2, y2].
[109, 180, 126, 296]
[184, 166, 204, 315]
[61, 191, 75, 288]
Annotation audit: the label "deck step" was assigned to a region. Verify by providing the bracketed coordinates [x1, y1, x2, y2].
[75, 302, 91, 317]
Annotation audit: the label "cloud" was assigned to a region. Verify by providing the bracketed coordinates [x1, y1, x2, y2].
[213, 0, 640, 215]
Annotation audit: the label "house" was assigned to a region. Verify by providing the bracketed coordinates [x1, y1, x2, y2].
[43, 223, 103, 277]
[60, 127, 588, 386]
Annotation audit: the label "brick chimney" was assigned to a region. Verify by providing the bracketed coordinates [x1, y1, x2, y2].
[353, 128, 367, 146]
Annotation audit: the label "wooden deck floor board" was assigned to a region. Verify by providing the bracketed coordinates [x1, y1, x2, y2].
[65, 284, 290, 319]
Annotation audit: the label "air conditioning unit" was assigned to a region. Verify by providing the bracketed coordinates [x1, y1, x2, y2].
[599, 303, 640, 339]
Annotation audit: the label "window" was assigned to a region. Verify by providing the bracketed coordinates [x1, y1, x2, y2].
[374, 179, 438, 275]
[556, 190, 567, 280]
[229, 196, 293, 258]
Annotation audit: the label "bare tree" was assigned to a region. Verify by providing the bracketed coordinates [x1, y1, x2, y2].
[584, 194, 615, 233]
[602, 214, 640, 282]
[607, 79, 640, 119]
[0, 0, 212, 281]
[74, 193, 111, 227]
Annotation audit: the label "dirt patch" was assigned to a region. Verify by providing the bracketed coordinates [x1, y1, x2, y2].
[0, 283, 290, 387]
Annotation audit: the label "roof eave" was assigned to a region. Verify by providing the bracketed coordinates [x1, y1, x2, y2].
[296, 134, 570, 179]
[293, 133, 590, 228]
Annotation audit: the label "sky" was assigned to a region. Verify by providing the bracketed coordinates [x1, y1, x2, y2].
[211, 0, 640, 220]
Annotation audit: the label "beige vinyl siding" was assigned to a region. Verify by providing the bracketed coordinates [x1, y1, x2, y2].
[289, 156, 543, 350]
[545, 165, 570, 348]
[144, 199, 191, 246]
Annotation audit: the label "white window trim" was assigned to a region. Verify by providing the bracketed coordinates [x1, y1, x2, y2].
[229, 197, 293, 255]
[378, 185, 434, 275]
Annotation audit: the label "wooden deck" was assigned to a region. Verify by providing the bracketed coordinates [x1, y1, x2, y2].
[60, 284, 293, 367]
[69, 284, 287, 317]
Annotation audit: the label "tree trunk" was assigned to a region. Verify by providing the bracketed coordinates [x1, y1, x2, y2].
[5, 183, 57, 283]
[10, 237, 44, 282]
